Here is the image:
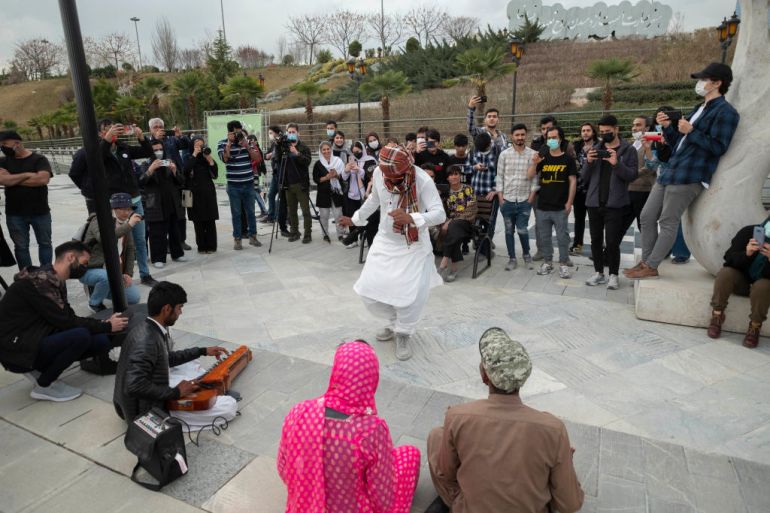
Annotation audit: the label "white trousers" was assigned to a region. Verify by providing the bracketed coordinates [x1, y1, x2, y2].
[169, 361, 238, 431]
[319, 204, 344, 238]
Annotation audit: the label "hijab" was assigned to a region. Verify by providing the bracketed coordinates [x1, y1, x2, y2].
[318, 142, 344, 195]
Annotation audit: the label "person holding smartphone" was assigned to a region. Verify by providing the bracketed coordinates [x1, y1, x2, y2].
[708, 220, 770, 348]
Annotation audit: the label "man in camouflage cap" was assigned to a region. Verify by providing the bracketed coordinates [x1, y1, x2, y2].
[425, 327, 584, 513]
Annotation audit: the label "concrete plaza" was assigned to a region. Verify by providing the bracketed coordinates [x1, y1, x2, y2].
[1, 176, 769, 513]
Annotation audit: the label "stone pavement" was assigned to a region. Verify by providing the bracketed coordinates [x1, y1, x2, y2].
[1, 176, 770, 513]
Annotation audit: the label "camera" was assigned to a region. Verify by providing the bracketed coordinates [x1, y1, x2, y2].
[234, 131, 245, 143]
[164, 129, 175, 138]
[202, 147, 212, 156]
[663, 110, 682, 123]
[595, 149, 612, 159]
[479, 95, 488, 103]
[273, 132, 292, 156]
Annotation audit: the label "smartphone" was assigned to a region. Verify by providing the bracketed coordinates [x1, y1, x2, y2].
[753, 226, 765, 246]
[664, 110, 682, 123]
[165, 129, 176, 138]
[479, 95, 488, 103]
[643, 132, 663, 142]
[538, 145, 549, 158]
[595, 149, 612, 159]
[426, 140, 435, 149]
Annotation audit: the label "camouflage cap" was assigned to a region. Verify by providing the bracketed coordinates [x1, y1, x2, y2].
[479, 327, 532, 393]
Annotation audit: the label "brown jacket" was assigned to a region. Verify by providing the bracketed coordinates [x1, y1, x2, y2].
[628, 144, 657, 192]
[428, 394, 584, 513]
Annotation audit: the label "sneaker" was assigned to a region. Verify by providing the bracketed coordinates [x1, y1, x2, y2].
[302, 235, 312, 244]
[672, 256, 690, 264]
[505, 258, 518, 271]
[23, 370, 41, 384]
[532, 251, 544, 262]
[152, 262, 165, 269]
[444, 272, 457, 283]
[523, 254, 533, 269]
[140, 275, 159, 287]
[30, 381, 82, 402]
[337, 235, 345, 242]
[287, 233, 301, 242]
[563, 258, 574, 267]
[376, 327, 394, 341]
[323, 235, 331, 243]
[173, 256, 188, 262]
[233, 238, 243, 250]
[537, 262, 554, 275]
[280, 230, 291, 238]
[570, 244, 583, 256]
[89, 303, 107, 313]
[182, 243, 192, 251]
[607, 274, 619, 290]
[345, 240, 359, 249]
[558, 264, 571, 279]
[260, 217, 274, 224]
[625, 262, 659, 280]
[249, 235, 262, 247]
[394, 333, 413, 361]
[585, 272, 607, 286]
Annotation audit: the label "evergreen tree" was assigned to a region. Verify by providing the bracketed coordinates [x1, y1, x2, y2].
[206, 31, 239, 84]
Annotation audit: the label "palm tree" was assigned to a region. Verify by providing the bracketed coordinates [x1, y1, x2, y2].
[220, 75, 264, 109]
[112, 96, 146, 125]
[172, 71, 209, 127]
[587, 58, 638, 111]
[360, 71, 411, 138]
[28, 116, 45, 140]
[456, 46, 517, 114]
[290, 80, 327, 125]
[134, 77, 168, 118]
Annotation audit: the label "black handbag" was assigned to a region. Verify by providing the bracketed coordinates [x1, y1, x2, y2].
[124, 408, 188, 490]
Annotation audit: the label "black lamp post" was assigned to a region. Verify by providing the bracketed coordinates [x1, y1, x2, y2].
[717, 12, 741, 64]
[508, 35, 525, 130]
[347, 56, 367, 139]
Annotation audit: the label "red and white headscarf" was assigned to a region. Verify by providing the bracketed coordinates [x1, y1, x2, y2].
[379, 145, 419, 243]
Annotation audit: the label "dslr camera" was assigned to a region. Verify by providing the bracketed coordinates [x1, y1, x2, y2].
[202, 147, 212, 156]
[234, 131, 245, 143]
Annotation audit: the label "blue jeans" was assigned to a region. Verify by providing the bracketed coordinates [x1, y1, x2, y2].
[536, 209, 570, 264]
[35, 327, 110, 387]
[6, 213, 52, 270]
[672, 222, 691, 259]
[80, 268, 141, 307]
[227, 183, 256, 239]
[255, 183, 268, 215]
[267, 172, 279, 220]
[131, 197, 150, 278]
[500, 200, 532, 259]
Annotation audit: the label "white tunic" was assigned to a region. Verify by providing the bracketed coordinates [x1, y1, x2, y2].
[352, 167, 446, 308]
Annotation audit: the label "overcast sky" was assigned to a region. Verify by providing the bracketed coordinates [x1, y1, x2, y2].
[0, 0, 737, 69]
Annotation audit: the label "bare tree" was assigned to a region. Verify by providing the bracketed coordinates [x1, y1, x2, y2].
[288, 41, 309, 65]
[286, 14, 326, 66]
[178, 48, 203, 69]
[667, 11, 686, 39]
[444, 16, 479, 40]
[276, 36, 288, 63]
[95, 32, 135, 69]
[235, 45, 272, 68]
[324, 10, 368, 58]
[151, 17, 179, 72]
[12, 38, 62, 80]
[405, 5, 447, 47]
[367, 12, 405, 53]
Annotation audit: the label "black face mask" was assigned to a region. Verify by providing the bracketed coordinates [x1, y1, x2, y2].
[1, 145, 16, 158]
[600, 132, 615, 144]
[69, 261, 87, 280]
[352, 152, 362, 159]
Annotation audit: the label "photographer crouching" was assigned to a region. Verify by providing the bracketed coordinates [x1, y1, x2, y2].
[274, 123, 313, 243]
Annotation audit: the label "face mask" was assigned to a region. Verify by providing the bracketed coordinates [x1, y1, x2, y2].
[326, 130, 336, 138]
[368, 141, 379, 150]
[287, 133, 298, 142]
[546, 139, 560, 150]
[154, 150, 164, 159]
[352, 151, 362, 159]
[655, 125, 663, 133]
[69, 261, 87, 280]
[600, 132, 615, 144]
[695, 79, 709, 97]
[0, 144, 16, 158]
[632, 131, 643, 141]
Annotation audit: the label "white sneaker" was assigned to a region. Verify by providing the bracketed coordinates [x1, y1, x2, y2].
[537, 262, 553, 275]
[173, 256, 189, 262]
[585, 272, 607, 286]
[395, 333, 413, 361]
[345, 241, 359, 249]
[376, 327, 394, 341]
[30, 381, 82, 402]
[607, 274, 619, 290]
[559, 265, 571, 279]
[505, 258, 518, 271]
[153, 262, 165, 269]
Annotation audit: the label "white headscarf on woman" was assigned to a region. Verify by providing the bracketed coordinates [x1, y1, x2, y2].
[318, 141, 344, 195]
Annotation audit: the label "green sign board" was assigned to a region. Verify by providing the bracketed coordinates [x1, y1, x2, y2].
[206, 113, 263, 185]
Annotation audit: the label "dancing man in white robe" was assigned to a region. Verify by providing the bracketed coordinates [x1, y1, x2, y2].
[340, 145, 446, 360]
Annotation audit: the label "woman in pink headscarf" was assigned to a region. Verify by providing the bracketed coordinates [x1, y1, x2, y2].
[277, 340, 421, 513]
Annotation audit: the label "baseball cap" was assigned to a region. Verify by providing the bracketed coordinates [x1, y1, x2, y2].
[0, 130, 22, 142]
[109, 192, 133, 209]
[478, 327, 532, 393]
[691, 62, 733, 83]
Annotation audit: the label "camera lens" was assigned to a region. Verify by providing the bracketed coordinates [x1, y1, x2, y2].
[203, 147, 211, 155]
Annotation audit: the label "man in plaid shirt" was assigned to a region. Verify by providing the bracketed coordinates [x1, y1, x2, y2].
[469, 132, 499, 198]
[627, 63, 740, 280]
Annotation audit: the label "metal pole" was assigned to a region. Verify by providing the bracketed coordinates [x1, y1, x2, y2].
[59, 0, 127, 312]
[721, 41, 728, 64]
[130, 17, 142, 71]
[357, 78, 362, 140]
[220, 0, 227, 46]
[511, 70, 518, 130]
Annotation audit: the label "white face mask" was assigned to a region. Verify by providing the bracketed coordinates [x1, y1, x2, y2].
[695, 79, 710, 97]
[368, 141, 379, 150]
[632, 131, 643, 141]
[154, 150, 164, 159]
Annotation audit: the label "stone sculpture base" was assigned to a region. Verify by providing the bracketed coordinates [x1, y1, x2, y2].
[634, 260, 770, 337]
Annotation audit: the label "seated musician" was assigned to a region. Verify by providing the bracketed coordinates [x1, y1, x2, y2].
[436, 166, 477, 283]
[113, 281, 237, 427]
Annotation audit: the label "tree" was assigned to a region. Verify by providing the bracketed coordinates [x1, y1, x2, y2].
[360, 71, 411, 138]
[96, 33, 135, 70]
[587, 58, 638, 111]
[286, 14, 326, 66]
[367, 13, 405, 54]
[171, 70, 220, 128]
[205, 31, 239, 84]
[178, 48, 203, 70]
[456, 46, 517, 112]
[513, 14, 545, 44]
[405, 5, 447, 47]
[276, 36, 288, 63]
[405, 37, 421, 53]
[348, 40, 363, 58]
[221, 75, 264, 109]
[235, 45, 272, 69]
[28, 116, 45, 139]
[92, 79, 119, 117]
[290, 80, 327, 125]
[317, 49, 333, 64]
[282, 54, 295, 66]
[445, 16, 479, 40]
[133, 76, 168, 118]
[12, 38, 62, 80]
[324, 10, 368, 58]
[151, 17, 179, 72]
[112, 95, 146, 125]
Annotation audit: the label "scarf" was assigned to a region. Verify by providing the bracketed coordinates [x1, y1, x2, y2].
[278, 341, 379, 513]
[318, 143, 344, 195]
[379, 145, 419, 243]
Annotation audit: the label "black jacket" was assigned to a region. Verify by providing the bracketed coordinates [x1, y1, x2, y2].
[139, 158, 185, 223]
[113, 318, 205, 421]
[723, 225, 770, 283]
[183, 155, 219, 222]
[312, 161, 343, 209]
[0, 267, 111, 368]
[277, 141, 312, 191]
[69, 139, 153, 199]
[581, 139, 639, 209]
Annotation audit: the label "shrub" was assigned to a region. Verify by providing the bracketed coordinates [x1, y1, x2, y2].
[317, 49, 333, 64]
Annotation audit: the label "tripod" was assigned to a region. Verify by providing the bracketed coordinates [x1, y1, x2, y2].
[268, 146, 331, 253]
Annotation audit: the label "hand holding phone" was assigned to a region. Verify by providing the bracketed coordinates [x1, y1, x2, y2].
[753, 226, 765, 247]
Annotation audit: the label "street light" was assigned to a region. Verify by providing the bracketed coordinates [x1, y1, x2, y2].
[717, 11, 740, 64]
[130, 17, 142, 71]
[258, 73, 265, 88]
[508, 35, 525, 129]
[347, 56, 367, 139]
